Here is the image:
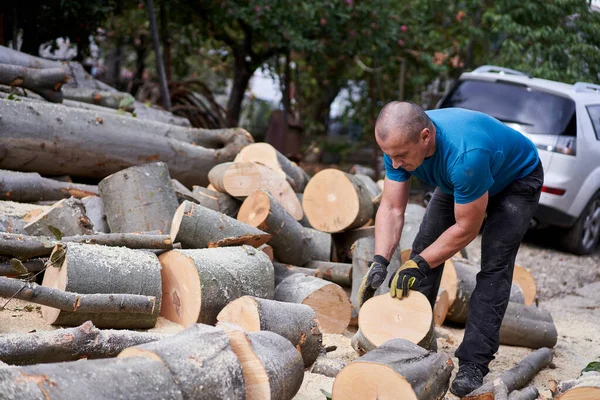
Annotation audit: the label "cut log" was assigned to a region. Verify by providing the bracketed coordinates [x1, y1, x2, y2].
[0, 64, 67, 92]
[158, 246, 274, 326]
[439, 258, 526, 324]
[257, 244, 274, 261]
[433, 289, 449, 327]
[302, 169, 373, 233]
[219, 323, 304, 400]
[119, 323, 245, 400]
[132, 100, 192, 127]
[333, 338, 454, 400]
[508, 386, 539, 400]
[216, 296, 322, 367]
[273, 262, 319, 285]
[332, 226, 374, 262]
[24, 197, 94, 237]
[99, 162, 179, 234]
[353, 174, 381, 200]
[234, 142, 310, 192]
[554, 371, 600, 399]
[499, 302, 558, 349]
[303, 227, 333, 262]
[62, 233, 173, 249]
[41, 243, 162, 328]
[170, 201, 270, 249]
[274, 272, 351, 334]
[0, 355, 184, 400]
[352, 291, 434, 354]
[191, 185, 241, 218]
[310, 356, 346, 378]
[296, 193, 313, 228]
[171, 178, 197, 204]
[0, 320, 170, 365]
[61, 88, 135, 111]
[513, 264, 537, 306]
[209, 162, 303, 220]
[0, 169, 98, 202]
[464, 347, 553, 399]
[304, 261, 352, 287]
[237, 189, 311, 265]
[81, 195, 109, 233]
[0, 99, 253, 187]
[0, 200, 49, 234]
[0, 257, 45, 276]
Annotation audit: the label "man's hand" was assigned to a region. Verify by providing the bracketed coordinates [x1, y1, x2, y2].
[390, 255, 430, 299]
[357, 255, 389, 307]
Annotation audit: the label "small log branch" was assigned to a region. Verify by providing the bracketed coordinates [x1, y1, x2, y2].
[0, 64, 67, 93]
[0, 169, 98, 202]
[61, 88, 135, 111]
[191, 186, 241, 218]
[508, 386, 539, 400]
[0, 257, 45, 276]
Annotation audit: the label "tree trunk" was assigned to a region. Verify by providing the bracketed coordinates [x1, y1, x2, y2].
[170, 201, 270, 249]
[209, 162, 303, 220]
[0, 257, 45, 276]
[191, 185, 241, 218]
[0, 200, 49, 234]
[237, 189, 311, 265]
[61, 88, 135, 111]
[216, 295, 322, 367]
[119, 323, 245, 400]
[351, 292, 435, 354]
[303, 227, 332, 262]
[333, 338, 454, 400]
[0, 169, 98, 202]
[158, 246, 274, 326]
[554, 371, 600, 399]
[274, 272, 351, 334]
[302, 169, 373, 233]
[24, 197, 94, 237]
[146, 0, 171, 111]
[0, 99, 253, 187]
[226, 53, 253, 127]
[234, 142, 310, 192]
[499, 302, 558, 349]
[464, 347, 553, 399]
[304, 260, 352, 287]
[98, 162, 179, 234]
[0, 320, 170, 365]
[41, 243, 162, 329]
[81, 195, 109, 233]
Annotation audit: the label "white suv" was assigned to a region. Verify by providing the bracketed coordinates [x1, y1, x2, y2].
[437, 65, 600, 255]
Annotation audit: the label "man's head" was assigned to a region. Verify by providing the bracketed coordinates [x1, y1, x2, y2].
[375, 101, 436, 171]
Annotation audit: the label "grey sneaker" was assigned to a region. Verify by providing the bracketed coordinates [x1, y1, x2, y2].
[450, 363, 484, 397]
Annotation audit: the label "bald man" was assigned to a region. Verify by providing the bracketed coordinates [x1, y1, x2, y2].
[357, 102, 543, 396]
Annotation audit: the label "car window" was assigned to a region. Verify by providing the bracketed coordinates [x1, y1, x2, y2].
[439, 79, 576, 136]
[587, 105, 600, 140]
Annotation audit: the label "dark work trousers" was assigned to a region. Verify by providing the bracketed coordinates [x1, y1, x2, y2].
[409, 161, 543, 374]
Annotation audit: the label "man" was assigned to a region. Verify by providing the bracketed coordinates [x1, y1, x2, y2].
[357, 102, 543, 397]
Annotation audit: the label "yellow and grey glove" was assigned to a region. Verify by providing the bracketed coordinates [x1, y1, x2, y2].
[390, 254, 430, 300]
[357, 255, 389, 308]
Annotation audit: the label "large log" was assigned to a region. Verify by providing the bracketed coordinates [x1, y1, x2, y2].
[234, 142, 310, 192]
[158, 246, 274, 326]
[0, 320, 170, 365]
[61, 88, 135, 111]
[24, 197, 94, 237]
[303, 227, 333, 262]
[81, 195, 110, 233]
[333, 338, 454, 400]
[0, 98, 253, 187]
[304, 260, 352, 287]
[41, 243, 162, 328]
[464, 347, 553, 399]
[217, 296, 323, 367]
[554, 371, 600, 399]
[209, 162, 303, 220]
[219, 323, 305, 400]
[351, 292, 435, 354]
[0, 200, 49, 234]
[191, 185, 241, 218]
[302, 169, 373, 233]
[170, 201, 270, 249]
[274, 272, 352, 334]
[119, 323, 245, 400]
[99, 162, 179, 234]
[0, 169, 98, 202]
[499, 302, 558, 349]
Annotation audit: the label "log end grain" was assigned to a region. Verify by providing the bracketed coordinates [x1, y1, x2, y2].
[434, 289, 450, 327]
[513, 265, 537, 306]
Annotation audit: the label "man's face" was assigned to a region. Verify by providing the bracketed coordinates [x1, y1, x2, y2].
[378, 128, 429, 171]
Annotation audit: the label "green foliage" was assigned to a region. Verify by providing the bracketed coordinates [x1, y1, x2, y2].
[9, 259, 28, 276]
[582, 361, 600, 373]
[48, 226, 63, 240]
[320, 389, 332, 400]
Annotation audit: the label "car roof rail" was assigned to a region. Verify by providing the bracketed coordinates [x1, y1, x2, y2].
[573, 81, 600, 93]
[472, 65, 531, 77]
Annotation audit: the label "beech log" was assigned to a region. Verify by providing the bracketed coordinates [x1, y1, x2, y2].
[303, 227, 333, 262]
[508, 386, 539, 400]
[499, 302, 558, 349]
[24, 197, 93, 237]
[513, 264, 537, 306]
[191, 185, 241, 218]
[353, 174, 381, 200]
[61, 88, 135, 111]
[0, 64, 67, 93]
[554, 371, 600, 399]
[433, 289, 450, 327]
[81, 195, 109, 233]
[0, 169, 98, 202]
[0, 200, 49, 234]
[304, 260, 352, 287]
[332, 226, 374, 262]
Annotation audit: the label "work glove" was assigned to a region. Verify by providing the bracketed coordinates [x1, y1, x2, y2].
[389, 254, 430, 300]
[357, 255, 389, 308]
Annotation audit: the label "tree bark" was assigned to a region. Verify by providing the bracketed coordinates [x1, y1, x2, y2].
[0, 99, 253, 187]
[24, 197, 94, 237]
[333, 338, 454, 400]
[0, 169, 98, 202]
[119, 323, 245, 400]
[508, 386, 538, 400]
[158, 246, 274, 326]
[81, 195, 109, 233]
[499, 302, 558, 349]
[191, 185, 241, 218]
[0, 64, 67, 92]
[170, 201, 270, 249]
[99, 162, 179, 234]
[303, 227, 332, 262]
[304, 260, 352, 287]
[310, 356, 346, 378]
[464, 347, 553, 399]
[353, 174, 381, 200]
[0, 320, 170, 365]
[0, 200, 49, 234]
[146, 0, 171, 111]
[0, 233, 57, 259]
[41, 243, 162, 329]
[217, 295, 323, 367]
[61, 88, 135, 111]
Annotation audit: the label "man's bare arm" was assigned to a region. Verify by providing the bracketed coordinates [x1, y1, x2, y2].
[420, 192, 488, 268]
[374, 177, 411, 260]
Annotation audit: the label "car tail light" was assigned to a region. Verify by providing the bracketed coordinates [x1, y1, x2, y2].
[542, 186, 566, 195]
[535, 136, 576, 156]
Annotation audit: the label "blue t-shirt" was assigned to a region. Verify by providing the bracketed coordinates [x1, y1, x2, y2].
[384, 108, 540, 204]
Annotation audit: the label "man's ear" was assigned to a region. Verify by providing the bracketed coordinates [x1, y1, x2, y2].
[420, 128, 430, 144]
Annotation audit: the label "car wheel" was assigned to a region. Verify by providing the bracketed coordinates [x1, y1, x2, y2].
[561, 192, 600, 255]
